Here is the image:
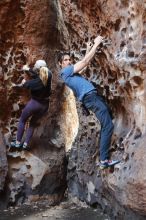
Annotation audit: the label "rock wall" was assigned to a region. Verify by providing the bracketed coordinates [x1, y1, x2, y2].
[0, 0, 72, 207]
[0, 130, 8, 190]
[59, 0, 146, 219]
[1, 0, 146, 219]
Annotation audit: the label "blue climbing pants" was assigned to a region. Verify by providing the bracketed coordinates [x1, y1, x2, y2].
[83, 91, 114, 161]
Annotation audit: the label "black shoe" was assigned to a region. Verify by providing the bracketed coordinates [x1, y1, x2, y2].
[22, 143, 30, 151]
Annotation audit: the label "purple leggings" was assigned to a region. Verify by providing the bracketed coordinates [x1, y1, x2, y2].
[17, 98, 49, 144]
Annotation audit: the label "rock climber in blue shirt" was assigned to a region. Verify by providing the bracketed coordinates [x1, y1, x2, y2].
[58, 36, 120, 169]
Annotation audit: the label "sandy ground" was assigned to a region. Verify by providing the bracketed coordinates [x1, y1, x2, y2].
[0, 198, 109, 220]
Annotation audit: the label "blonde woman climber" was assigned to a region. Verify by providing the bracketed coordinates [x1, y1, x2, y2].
[11, 60, 52, 150]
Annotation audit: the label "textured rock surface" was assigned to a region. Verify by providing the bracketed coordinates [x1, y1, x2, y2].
[0, 0, 70, 207]
[7, 146, 67, 206]
[59, 0, 146, 219]
[0, 130, 8, 190]
[1, 0, 146, 219]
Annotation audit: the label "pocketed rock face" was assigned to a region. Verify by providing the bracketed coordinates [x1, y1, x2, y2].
[59, 0, 146, 219]
[1, 0, 146, 218]
[0, 0, 72, 208]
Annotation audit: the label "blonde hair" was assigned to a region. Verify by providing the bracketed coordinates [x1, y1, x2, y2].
[39, 67, 48, 86]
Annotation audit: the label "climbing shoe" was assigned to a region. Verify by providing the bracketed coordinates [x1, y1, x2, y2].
[98, 159, 120, 169]
[22, 142, 30, 151]
[10, 141, 22, 149]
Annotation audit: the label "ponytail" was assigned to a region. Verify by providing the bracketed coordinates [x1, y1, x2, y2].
[39, 67, 48, 86]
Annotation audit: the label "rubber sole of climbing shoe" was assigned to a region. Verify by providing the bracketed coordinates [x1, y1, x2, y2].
[98, 160, 121, 169]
